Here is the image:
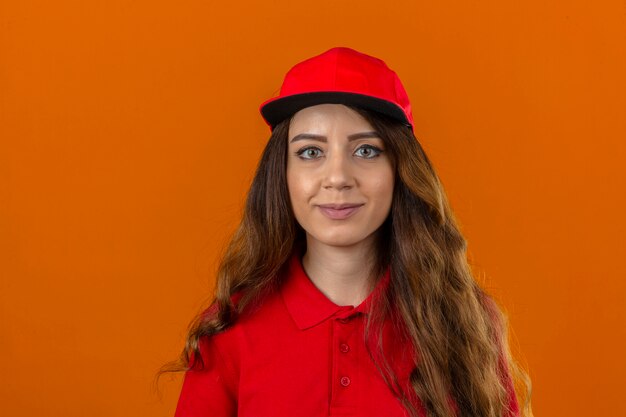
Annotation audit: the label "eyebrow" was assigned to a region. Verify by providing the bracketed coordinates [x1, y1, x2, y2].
[289, 131, 380, 143]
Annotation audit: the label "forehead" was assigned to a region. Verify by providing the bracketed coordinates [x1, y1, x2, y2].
[288, 104, 374, 138]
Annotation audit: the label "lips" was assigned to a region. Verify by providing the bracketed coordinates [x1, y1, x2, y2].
[317, 203, 364, 220]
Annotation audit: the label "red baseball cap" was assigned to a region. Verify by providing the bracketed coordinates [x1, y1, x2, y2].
[259, 47, 414, 132]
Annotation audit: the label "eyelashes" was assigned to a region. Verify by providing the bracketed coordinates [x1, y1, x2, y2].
[354, 145, 383, 159]
[295, 147, 323, 159]
[295, 144, 384, 160]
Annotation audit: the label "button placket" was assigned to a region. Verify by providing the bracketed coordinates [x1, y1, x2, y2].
[339, 339, 351, 389]
[330, 313, 360, 408]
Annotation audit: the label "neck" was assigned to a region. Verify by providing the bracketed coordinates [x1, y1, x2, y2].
[301, 234, 379, 307]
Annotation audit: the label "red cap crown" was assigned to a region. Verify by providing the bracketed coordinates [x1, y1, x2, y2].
[259, 47, 414, 131]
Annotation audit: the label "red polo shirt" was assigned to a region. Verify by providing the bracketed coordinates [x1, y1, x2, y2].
[174, 251, 519, 417]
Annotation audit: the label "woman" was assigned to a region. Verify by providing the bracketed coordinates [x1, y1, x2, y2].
[161, 47, 532, 417]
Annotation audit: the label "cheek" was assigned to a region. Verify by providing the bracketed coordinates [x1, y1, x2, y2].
[286, 169, 313, 208]
[369, 170, 395, 202]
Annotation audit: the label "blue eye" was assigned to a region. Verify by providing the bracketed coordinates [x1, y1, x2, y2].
[296, 146, 323, 160]
[354, 145, 383, 159]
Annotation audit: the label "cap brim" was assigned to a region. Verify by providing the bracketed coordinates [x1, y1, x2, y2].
[259, 92, 411, 130]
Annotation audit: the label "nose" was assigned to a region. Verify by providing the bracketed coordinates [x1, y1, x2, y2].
[322, 149, 354, 190]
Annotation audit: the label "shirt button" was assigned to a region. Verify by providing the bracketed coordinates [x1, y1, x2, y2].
[340, 376, 351, 387]
[339, 343, 350, 353]
[339, 318, 349, 324]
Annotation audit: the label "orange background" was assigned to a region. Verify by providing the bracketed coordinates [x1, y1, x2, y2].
[1, 1, 625, 416]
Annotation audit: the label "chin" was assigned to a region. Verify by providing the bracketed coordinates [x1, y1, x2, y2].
[308, 230, 374, 249]
[322, 239, 363, 248]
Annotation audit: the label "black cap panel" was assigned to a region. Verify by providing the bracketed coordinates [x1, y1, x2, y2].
[260, 92, 411, 130]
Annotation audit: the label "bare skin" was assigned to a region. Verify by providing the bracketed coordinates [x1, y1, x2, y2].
[286, 104, 394, 307]
[301, 234, 378, 307]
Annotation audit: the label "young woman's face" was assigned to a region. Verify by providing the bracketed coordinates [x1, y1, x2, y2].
[287, 104, 394, 249]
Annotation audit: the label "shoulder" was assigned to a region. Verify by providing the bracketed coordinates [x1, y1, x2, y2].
[199, 285, 287, 358]
[194, 255, 301, 366]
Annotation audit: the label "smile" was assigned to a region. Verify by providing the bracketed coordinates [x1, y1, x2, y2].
[317, 204, 364, 220]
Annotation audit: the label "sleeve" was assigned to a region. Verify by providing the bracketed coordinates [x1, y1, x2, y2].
[174, 335, 238, 417]
[502, 363, 520, 417]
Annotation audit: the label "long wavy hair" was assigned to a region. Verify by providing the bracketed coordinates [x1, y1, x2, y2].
[157, 105, 533, 417]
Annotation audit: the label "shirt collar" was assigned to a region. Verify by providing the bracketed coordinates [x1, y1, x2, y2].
[280, 248, 391, 330]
